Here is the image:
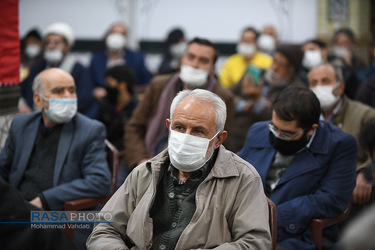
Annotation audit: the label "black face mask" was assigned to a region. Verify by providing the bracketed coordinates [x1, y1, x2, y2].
[269, 131, 310, 156]
[106, 87, 119, 104]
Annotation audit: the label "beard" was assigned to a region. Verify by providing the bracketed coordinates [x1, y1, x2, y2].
[265, 69, 291, 87]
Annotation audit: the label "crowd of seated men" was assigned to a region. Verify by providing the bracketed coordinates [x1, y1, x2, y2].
[1, 21, 375, 250]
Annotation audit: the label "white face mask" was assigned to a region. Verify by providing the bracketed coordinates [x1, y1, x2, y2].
[179, 64, 210, 87]
[106, 33, 126, 51]
[311, 82, 341, 111]
[236, 43, 256, 57]
[168, 129, 219, 172]
[302, 50, 324, 69]
[41, 96, 77, 124]
[170, 42, 188, 59]
[25, 44, 41, 58]
[257, 34, 275, 54]
[44, 49, 64, 64]
[333, 46, 349, 58]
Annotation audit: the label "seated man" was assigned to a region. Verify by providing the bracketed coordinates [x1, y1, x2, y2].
[125, 37, 234, 168]
[300, 39, 360, 98]
[218, 26, 273, 88]
[96, 65, 139, 152]
[226, 44, 305, 152]
[0, 68, 111, 211]
[20, 22, 96, 118]
[340, 119, 375, 250]
[87, 89, 271, 249]
[257, 25, 278, 56]
[309, 63, 375, 206]
[90, 22, 152, 100]
[239, 87, 357, 249]
[158, 28, 187, 75]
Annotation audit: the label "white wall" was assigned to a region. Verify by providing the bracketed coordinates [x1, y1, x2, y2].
[19, 0, 318, 73]
[19, 0, 317, 44]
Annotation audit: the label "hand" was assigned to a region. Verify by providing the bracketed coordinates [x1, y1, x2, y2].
[242, 100, 254, 114]
[241, 74, 262, 101]
[93, 87, 107, 101]
[29, 197, 44, 209]
[352, 171, 372, 205]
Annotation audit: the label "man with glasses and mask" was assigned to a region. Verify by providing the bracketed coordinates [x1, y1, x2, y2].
[87, 89, 271, 249]
[124, 37, 234, 169]
[239, 86, 357, 249]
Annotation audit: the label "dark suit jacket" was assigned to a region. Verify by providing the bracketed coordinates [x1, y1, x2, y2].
[0, 112, 111, 210]
[89, 49, 152, 87]
[239, 121, 358, 249]
[0, 177, 75, 250]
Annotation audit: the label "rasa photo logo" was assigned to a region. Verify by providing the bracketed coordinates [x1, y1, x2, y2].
[30, 211, 113, 229]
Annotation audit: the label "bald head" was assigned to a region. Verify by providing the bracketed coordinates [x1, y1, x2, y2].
[308, 63, 344, 88]
[33, 68, 75, 96]
[108, 23, 127, 36]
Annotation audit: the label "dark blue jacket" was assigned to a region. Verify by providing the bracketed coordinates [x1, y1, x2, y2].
[0, 112, 111, 210]
[89, 49, 152, 88]
[239, 121, 357, 249]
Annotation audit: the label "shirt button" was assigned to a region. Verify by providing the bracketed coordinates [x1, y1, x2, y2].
[159, 244, 166, 250]
[289, 224, 296, 230]
[168, 192, 175, 198]
[171, 222, 177, 228]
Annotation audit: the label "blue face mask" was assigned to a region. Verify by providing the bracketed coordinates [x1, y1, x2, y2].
[41, 96, 77, 124]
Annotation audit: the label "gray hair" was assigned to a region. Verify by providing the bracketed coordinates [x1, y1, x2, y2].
[332, 64, 344, 82]
[170, 89, 227, 132]
[308, 62, 344, 83]
[32, 74, 44, 95]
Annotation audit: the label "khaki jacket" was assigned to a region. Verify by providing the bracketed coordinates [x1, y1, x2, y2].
[87, 146, 271, 250]
[332, 96, 375, 169]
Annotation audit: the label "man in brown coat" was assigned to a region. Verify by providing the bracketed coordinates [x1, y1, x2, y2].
[124, 38, 234, 168]
[309, 63, 375, 206]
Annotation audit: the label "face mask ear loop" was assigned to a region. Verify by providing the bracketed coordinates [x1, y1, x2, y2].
[210, 130, 221, 142]
[39, 94, 49, 102]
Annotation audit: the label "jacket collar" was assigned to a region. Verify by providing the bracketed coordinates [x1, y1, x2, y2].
[249, 121, 331, 156]
[332, 95, 349, 126]
[15, 113, 41, 185]
[53, 115, 76, 185]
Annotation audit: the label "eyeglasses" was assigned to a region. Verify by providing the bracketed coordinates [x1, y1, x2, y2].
[268, 122, 306, 141]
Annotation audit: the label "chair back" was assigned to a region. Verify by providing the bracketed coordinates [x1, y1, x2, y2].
[267, 197, 277, 250]
[105, 139, 119, 196]
[310, 201, 352, 250]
